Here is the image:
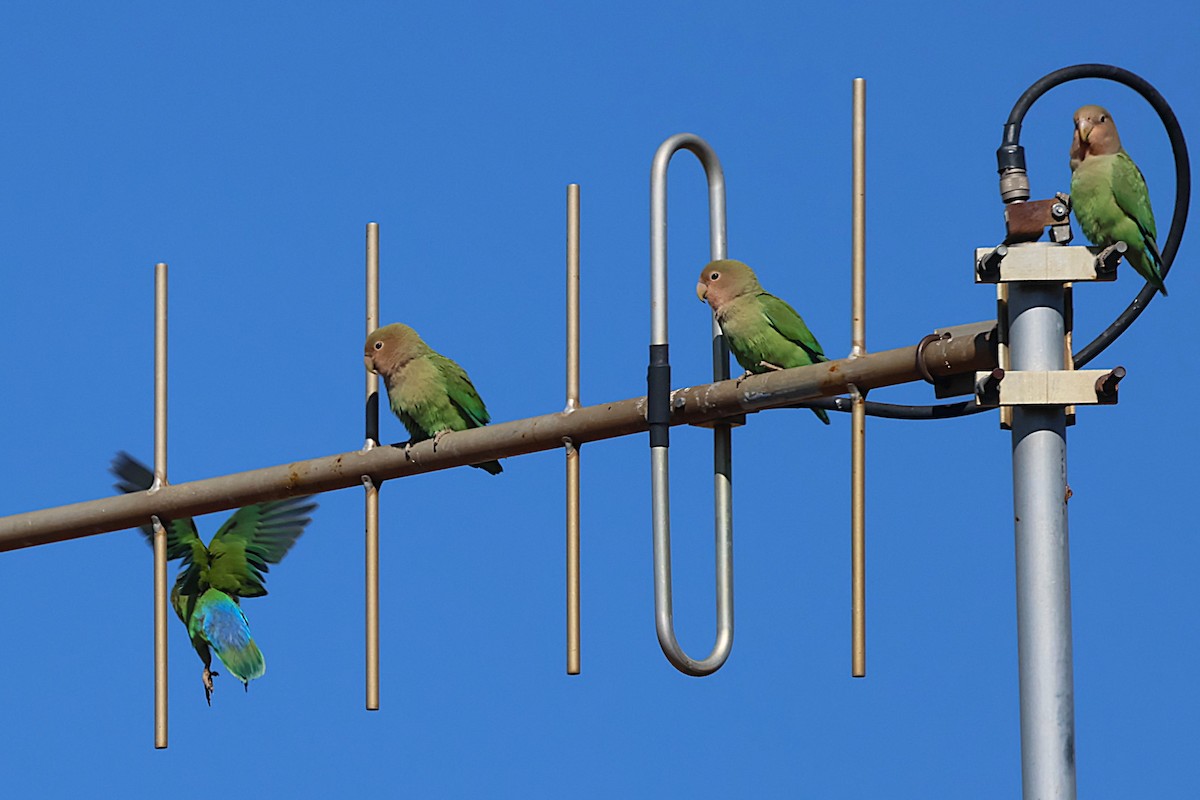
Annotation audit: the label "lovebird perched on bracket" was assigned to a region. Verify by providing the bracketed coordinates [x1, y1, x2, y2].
[1070, 104, 1167, 296]
[111, 452, 317, 705]
[697, 259, 831, 425]
[364, 322, 504, 474]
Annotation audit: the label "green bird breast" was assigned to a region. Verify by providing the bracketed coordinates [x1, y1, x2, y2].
[718, 294, 822, 373]
[719, 299, 814, 372]
[1071, 155, 1122, 247]
[387, 356, 475, 440]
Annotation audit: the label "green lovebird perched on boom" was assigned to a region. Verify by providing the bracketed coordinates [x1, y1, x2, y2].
[111, 452, 316, 705]
[697, 258, 830, 425]
[364, 322, 503, 474]
[1070, 104, 1167, 296]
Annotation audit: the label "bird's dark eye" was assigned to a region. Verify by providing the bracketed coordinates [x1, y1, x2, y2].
[1099, 115, 1107, 123]
[710, 272, 720, 280]
[374, 341, 383, 350]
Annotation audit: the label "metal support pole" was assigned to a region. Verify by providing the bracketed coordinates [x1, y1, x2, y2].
[850, 78, 867, 679]
[1009, 281, 1076, 799]
[152, 262, 169, 749]
[565, 184, 581, 676]
[648, 133, 733, 676]
[364, 222, 380, 711]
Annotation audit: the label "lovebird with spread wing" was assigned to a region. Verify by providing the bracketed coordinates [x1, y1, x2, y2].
[111, 452, 316, 704]
[697, 259, 830, 424]
[1070, 104, 1167, 296]
[364, 322, 503, 474]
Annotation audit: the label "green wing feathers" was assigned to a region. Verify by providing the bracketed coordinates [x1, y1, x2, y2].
[437, 356, 491, 428]
[757, 293, 831, 425]
[1111, 153, 1158, 242]
[759, 294, 828, 364]
[1073, 151, 1166, 295]
[1111, 153, 1166, 291]
[111, 452, 316, 599]
[111, 452, 316, 700]
[111, 451, 206, 564]
[435, 355, 504, 474]
[205, 497, 317, 598]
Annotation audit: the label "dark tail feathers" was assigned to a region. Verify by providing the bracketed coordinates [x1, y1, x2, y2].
[471, 460, 504, 475]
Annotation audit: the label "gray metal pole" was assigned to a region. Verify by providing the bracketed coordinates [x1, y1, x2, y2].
[1008, 281, 1076, 800]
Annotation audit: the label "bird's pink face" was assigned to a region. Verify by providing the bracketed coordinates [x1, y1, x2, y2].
[365, 323, 422, 376]
[696, 262, 749, 309]
[1072, 105, 1119, 158]
[364, 336, 384, 373]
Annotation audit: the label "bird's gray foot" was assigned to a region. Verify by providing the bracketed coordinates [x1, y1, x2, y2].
[202, 666, 219, 706]
[432, 430, 450, 451]
[1095, 242, 1127, 274]
[757, 361, 785, 372]
[734, 369, 755, 387]
[403, 441, 419, 464]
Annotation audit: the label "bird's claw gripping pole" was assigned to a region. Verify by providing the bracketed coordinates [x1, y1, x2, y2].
[648, 133, 733, 676]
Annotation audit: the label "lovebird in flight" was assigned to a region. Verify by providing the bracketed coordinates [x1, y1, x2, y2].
[111, 452, 316, 704]
[364, 322, 503, 474]
[1070, 104, 1167, 296]
[697, 259, 831, 424]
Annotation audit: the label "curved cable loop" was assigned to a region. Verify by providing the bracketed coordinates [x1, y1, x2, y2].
[996, 63, 1189, 367]
[805, 63, 1188, 421]
[647, 133, 732, 676]
[1002, 63, 1188, 366]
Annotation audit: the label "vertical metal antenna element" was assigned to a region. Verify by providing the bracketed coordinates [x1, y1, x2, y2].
[648, 133, 732, 676]
[152, 262, 169, 749]
[565, 184, 581, 676]
[1009, 282, 1076, 799]
[850, 78, 868, 679]
[364, 222, 381, 711]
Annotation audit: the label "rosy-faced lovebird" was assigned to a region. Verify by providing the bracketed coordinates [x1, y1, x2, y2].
[364, 322, 503, 474]
[1070, 104, 1167, 296]
[111, 452, 316, 705]
[697, 259, 830, 424]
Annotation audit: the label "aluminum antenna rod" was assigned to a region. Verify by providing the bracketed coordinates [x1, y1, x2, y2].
[647, 133, 733, 676]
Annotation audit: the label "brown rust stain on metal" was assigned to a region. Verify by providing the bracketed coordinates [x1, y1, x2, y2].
[1004, 198, 1061, 243]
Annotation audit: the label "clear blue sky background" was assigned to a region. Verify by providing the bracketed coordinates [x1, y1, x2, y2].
[2, 2, 1197, 797]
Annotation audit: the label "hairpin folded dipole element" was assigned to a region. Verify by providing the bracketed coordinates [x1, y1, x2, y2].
[153, 262, 169, 749]
[364, 222, 380, 711]
[648, 133, 732, 676]
[565, 184, 581, 676]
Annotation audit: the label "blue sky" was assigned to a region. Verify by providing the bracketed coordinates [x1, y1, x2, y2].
[2, 2, 1197, 797]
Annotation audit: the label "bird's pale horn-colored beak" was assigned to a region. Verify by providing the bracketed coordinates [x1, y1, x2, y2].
[696, 281, 708, 302]
[364, 355, 377, 373]
[1076, 118, 1092, 143]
